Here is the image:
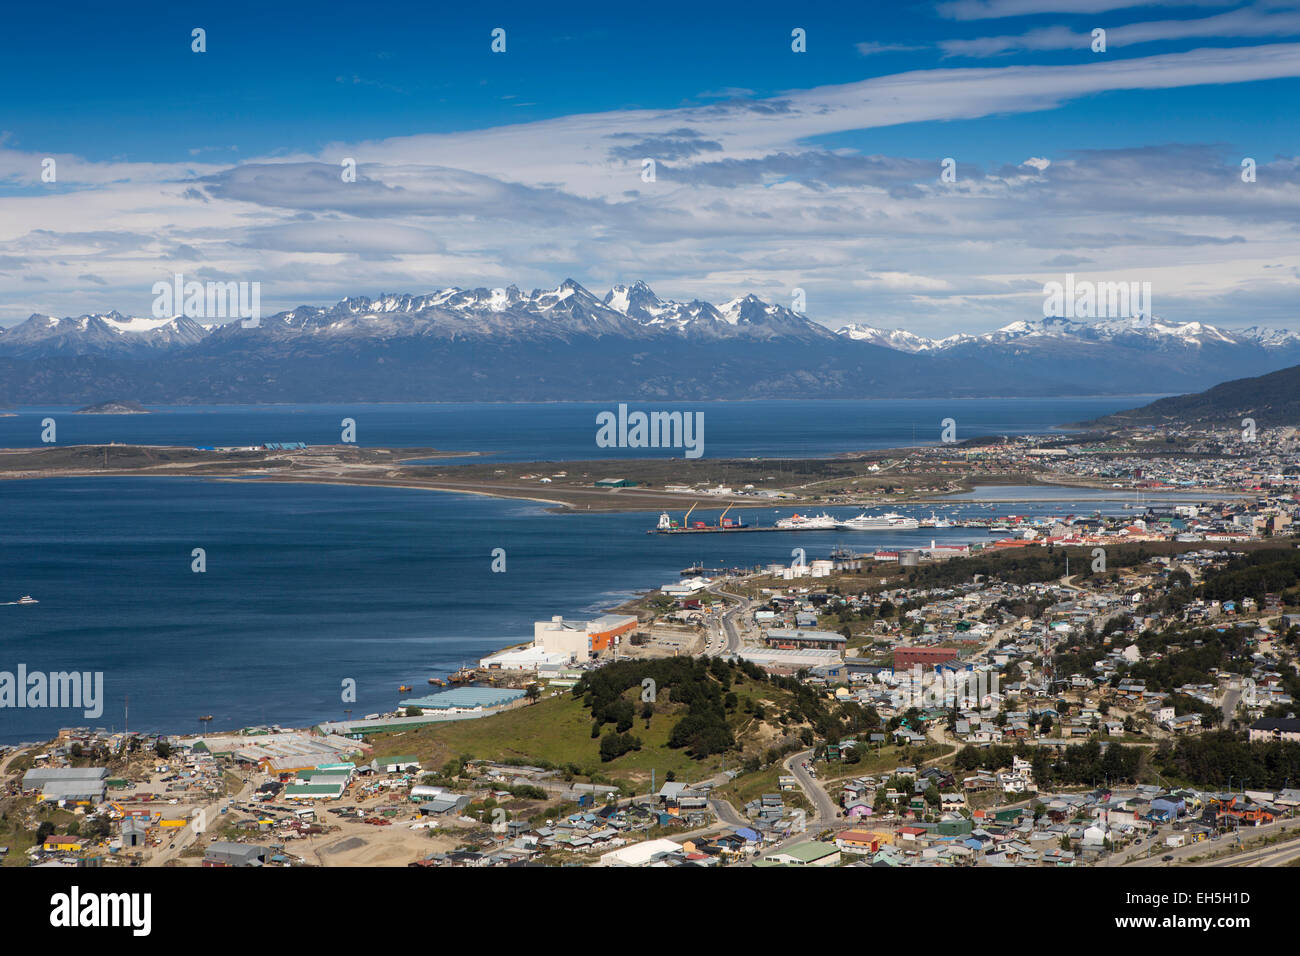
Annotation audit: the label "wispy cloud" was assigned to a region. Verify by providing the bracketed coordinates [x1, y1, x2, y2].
[941, 4, 1300, 56]
[1, 43, 1299, 335]
[937, 0, 1234, 21]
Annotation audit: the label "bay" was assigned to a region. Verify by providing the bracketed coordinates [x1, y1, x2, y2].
[0, 396, 1179, 742]
[0, 396, 1151, 461]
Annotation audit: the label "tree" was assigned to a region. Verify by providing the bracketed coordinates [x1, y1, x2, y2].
[526, 684, 541, 705]
[599, 732, 642, 762]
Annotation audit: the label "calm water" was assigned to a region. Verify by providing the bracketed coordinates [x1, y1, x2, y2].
[0, 397, 1174, 742]
[0, 397, 1150, 461]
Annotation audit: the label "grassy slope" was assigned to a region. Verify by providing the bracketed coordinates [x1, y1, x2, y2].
[365, 679, 792, 790]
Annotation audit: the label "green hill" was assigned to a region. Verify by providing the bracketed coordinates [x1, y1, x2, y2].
[1084, 362, 1300, 427]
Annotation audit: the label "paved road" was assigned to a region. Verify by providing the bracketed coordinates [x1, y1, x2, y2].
[784, 749, 837, 824]
[703, 581, 755, 656]
[1112, 817, 1300, 867]
[1214, 831, 1300, 867]
[148, 776, 254, 866]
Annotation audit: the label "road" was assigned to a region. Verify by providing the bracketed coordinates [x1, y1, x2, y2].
[703, 581, 755, 656]
[0, 745, 30, 778]
[147, 775, 254, 866]
[1212, 831, 1300, 867]
[784, 749, 837, 824]
[1110, 816, 1300, 867]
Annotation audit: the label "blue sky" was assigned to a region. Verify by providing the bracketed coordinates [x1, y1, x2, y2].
[1, 0, 1298, 335]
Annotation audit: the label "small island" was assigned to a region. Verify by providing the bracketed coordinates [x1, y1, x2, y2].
[74, 400, 151, 415]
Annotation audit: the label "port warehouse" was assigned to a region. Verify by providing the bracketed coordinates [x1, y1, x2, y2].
[318, 687, 530, 739]
[395, 686, 527, 712]
[21, 766, 109, 804]
[735, 647, 844, 677]
[762, 628, 847, 651]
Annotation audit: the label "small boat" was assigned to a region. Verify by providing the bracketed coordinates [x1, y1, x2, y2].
[427, 677, 446, 686]
[398, 684, 412, 693]
[449, 667, 476, 685]
[199, 715, 214, 722]
[16, 595, 37, 605]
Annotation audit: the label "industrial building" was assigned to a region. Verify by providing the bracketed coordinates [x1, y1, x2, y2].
[893, 646, 962, 669]
[479, 644, 571, 673]
[204, 842, 269, 867]
[410, 786, 473, 815]
[598, 837, 685, 867]
[763, 628, 847, 651]
[534, 613, 639, 658]
[734, 647, 843, 675]
[22, 766, 108, 804]
[188, 731, 362, 775]
[374, 756, 420, 773]
[397, 686, 526, 713]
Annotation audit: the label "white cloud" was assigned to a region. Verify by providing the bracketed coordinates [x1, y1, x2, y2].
[1, 43, 1299, 334]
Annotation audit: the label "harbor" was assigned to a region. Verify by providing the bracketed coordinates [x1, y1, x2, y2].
[649, 506, 929, 534]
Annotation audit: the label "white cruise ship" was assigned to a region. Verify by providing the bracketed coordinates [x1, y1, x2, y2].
[774, 512, 839, 530]
[837, 512, 920, 531]
[919, 512, 953, 528]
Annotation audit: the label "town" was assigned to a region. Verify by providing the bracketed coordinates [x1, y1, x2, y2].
[5, 422, 1300, 868]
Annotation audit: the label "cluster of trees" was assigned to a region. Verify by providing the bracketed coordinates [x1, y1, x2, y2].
[1124, 627, 1252, 694]
[1196, 548, 1300, 606]
[1034, 740, 1141, 787]
[954, 743, 1028, 772]
[599, 732, 642, 762]
[1154, 731, 1300, 789]
[954, 740, 1140, 785]
[766, 673, 882, 743]
[574, 657, 742, 759]
[900, 545, 1151, 590]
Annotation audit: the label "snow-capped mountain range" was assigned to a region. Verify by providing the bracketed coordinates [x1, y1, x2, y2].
[0, 278, 1297, 404]
[4, 280, 1293, 353]
[835, 315, 1300, 353]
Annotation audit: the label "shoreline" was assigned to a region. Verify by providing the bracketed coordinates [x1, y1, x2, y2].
[0, 476, 1268, 746]
[0, 465, 1252, 511]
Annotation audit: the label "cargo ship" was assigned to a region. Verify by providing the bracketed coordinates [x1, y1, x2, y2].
[656, 505, 747, 532]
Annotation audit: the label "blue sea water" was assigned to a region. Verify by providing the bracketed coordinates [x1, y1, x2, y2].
[0, 396, 1151, 461]
[0, 397, 1176, 743]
